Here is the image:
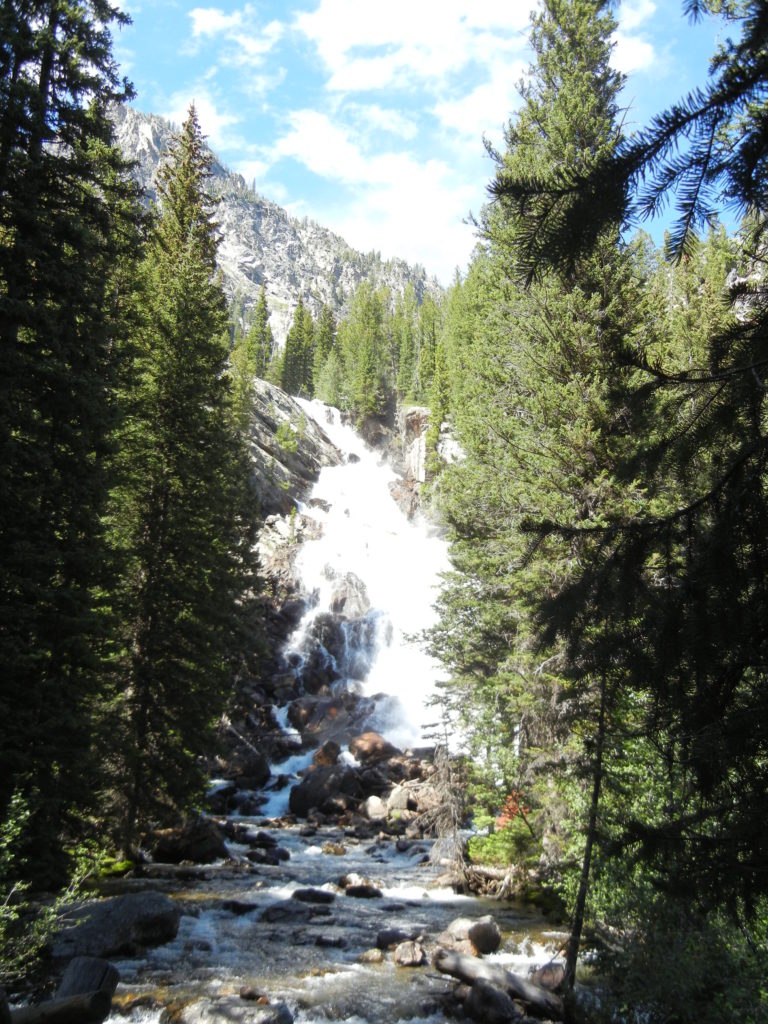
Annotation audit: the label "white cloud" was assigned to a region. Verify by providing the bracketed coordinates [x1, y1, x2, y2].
[270, 109, 478, 281]
[617, 0, 656, 33]
[185, 6, 284, 68]
[434, 59, 526, 144]
[613, 0, 657, 74]
[613, 31, 656, 73]
[162, 89, 243, 153]
[348, 104, 418, 140]
[295, 0, 534, 93]
[234, 158, 270, 185]
[190, 7, 243, 37]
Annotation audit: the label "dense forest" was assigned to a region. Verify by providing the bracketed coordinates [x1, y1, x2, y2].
[2, 0, 768, 1020]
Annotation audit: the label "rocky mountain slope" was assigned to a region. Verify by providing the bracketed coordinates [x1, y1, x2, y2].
[112, 105, 441, 345]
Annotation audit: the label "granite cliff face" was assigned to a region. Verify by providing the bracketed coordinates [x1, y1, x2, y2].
[112, 105, 441, 345]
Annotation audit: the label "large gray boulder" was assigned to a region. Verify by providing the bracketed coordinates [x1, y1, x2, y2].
[51, 892, 181, 959]
[288, 764, 363, 817]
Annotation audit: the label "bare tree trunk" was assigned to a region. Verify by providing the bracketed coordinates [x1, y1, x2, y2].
[563, 675, 608, 992]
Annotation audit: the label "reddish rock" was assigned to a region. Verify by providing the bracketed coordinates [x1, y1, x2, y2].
[349, 731, 401, 764]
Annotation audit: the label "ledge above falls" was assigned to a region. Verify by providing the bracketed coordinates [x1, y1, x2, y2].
[247, 379, 342, 517]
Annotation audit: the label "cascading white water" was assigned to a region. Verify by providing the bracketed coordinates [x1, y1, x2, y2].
[287, 399, 449, 751]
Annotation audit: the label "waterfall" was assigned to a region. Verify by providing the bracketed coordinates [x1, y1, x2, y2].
[286, 399, 449, 751]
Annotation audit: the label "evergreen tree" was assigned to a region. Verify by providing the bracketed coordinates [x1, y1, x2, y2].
[493, 0, 768, 921]
[281, 296, 314, 397]
[230, 285, 274, 425]
[250, 285, 275, 377]
[312, 303, 337, 392]
[338, 281, 389, 421]
[110, 106, 257, 845]
[394, 283, 419, 400]
[0, 0, 141, 882]
[430, 0, 648, 990]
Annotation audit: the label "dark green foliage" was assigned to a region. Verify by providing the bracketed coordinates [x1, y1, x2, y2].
[281, 295, 314, 397]
[312, 303, 337, 391]
[493, 0, 768, 272]
[0, 0, 141, 884]
[109, 107, 259, 844]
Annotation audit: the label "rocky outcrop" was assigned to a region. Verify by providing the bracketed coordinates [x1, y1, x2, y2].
[248, 379, 341, 518]
[111, 106, 442, 346]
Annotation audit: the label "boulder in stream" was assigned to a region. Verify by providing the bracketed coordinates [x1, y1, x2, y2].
[464, 978, 523, 1024]
[288, 764, 363, 817]
[51, 892, 181, 959]
[349, 731, 401, 764]
[176, 996, 293, 1024]
[439, 915, 502, 955]
[393, 940, 427, 967]
[148, 818, 229, 864]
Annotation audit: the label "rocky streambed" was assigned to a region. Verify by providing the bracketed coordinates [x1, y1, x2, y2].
[80, 817, 565, 1024]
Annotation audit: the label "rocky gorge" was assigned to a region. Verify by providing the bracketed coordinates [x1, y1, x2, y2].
[30, 393, 568, 1024]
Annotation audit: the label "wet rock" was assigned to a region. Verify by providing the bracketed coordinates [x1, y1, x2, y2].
[363, 795, 388, 821]
[51, 892, 181, 959]
[358, 948, 384, 964]
[260, 900, 331, 923]
[233, 752, 272, 790]
[177, 996, 294, 1024]
[328, 571, 370, 617]
[289, 764, 363, 817]
[321, 842, 346, 856]
[377, 927, 422, 949]
[439, 915, 501, 955]
[251, 831, 278, 849]
[469, 916, 502, 954]
[148, 818, 229, 865]
[388, 477, 420, 520]
[246, 848, 283, 866]
[345, 884, 382, 899]
[394, 940, 426, 967]
[315, 935, 347, 948]
[529, 961, 565, 992]
[464, 979, 522, 1024]
[349, 731, 401, 764]
[239, 987, 267, 1001]
[291, 888, 336, 904]
[312, 740, 340, 767]
[221, 900, 259, 916]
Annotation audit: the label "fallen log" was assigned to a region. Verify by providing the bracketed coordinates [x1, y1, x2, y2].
[434, 949, 564, 1020]
[10, 990, 111, 1024]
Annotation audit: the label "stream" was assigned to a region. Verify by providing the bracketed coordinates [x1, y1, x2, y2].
[105, 401, 564, 1024]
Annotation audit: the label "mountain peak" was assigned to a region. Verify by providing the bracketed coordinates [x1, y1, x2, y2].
[112, 105, 442, 345]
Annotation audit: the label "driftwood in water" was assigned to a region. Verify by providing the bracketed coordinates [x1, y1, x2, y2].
[434, 949, 564, 1020]
[464, 864, 521, 898]
[10, 991, 111, 1024]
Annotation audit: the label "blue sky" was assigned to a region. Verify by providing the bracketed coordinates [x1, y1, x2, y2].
[112, 1, 724, 285]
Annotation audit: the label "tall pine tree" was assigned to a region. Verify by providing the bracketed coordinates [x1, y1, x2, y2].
[110, 106, 257, 846]
[0, 0, 141, 882]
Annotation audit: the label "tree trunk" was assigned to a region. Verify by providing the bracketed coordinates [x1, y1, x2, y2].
[563, 674, 608, 992]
